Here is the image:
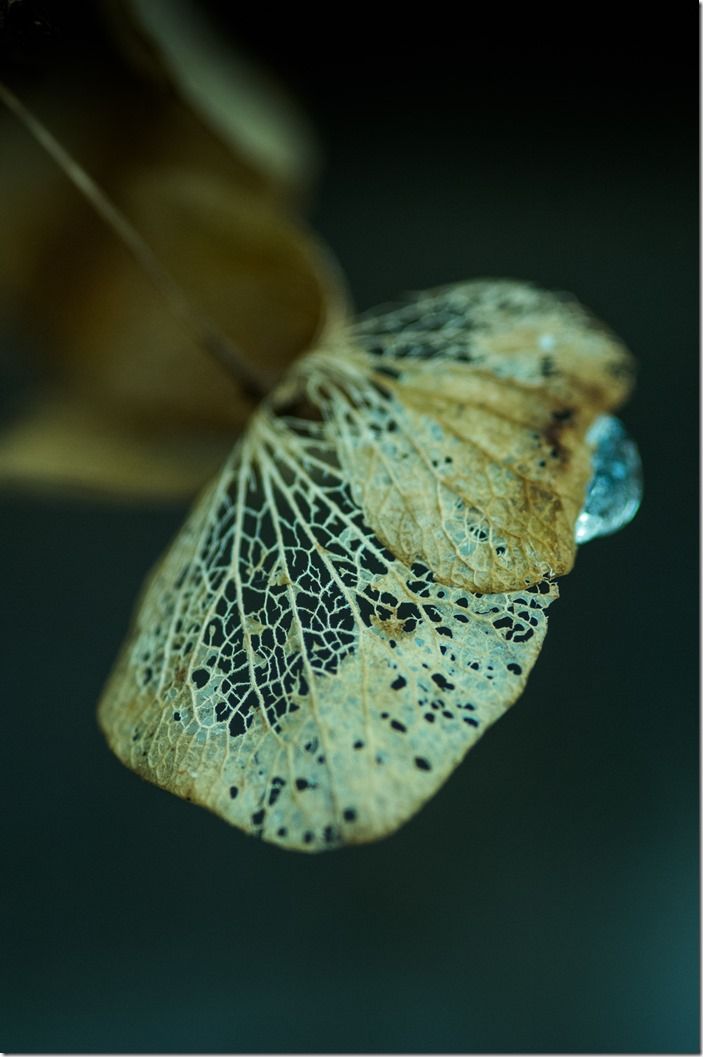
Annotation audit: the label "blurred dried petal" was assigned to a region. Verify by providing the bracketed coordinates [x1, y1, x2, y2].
[0, 8, 344, 501]
[112, 0, 318, 196]
[50, 170, 348, 429]
[0, 56, 347, 500]
[0, 393, 231, 500]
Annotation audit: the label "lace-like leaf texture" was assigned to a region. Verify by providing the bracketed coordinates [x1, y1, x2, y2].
[98, 280, 635, 851]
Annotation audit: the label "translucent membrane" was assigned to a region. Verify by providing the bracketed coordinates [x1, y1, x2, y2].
[575, 415, 642, 544]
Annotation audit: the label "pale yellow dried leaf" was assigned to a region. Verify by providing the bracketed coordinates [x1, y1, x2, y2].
[99, 414, 557, 851]
[98, 280, 634, 850]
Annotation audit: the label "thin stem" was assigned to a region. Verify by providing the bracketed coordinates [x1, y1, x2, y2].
[0, 80, 270, 400]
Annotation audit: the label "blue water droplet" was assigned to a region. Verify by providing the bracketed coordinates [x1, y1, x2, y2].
[575, 415, 642, 544]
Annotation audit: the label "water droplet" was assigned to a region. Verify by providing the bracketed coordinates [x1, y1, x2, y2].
[575, 415, 642, 544]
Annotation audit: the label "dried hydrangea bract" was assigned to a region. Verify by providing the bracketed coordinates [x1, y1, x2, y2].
[98, 280, 635, 851]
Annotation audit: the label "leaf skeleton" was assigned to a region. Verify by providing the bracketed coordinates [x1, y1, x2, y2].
[98, 279, 637, 851]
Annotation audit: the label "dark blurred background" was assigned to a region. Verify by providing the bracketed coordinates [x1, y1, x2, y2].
[1, 4, 699, 1053]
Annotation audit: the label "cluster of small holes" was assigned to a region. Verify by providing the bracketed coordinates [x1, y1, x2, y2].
[353, 281, 587, 378]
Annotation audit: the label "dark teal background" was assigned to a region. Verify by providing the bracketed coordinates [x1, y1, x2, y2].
[1, 7, 698, 1053]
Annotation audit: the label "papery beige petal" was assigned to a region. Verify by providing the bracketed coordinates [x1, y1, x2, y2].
[322, 280, 635, 593]
[0, 395, 231, 500]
